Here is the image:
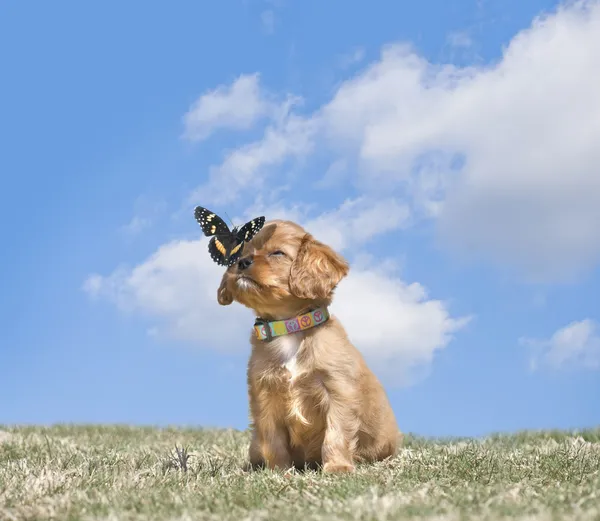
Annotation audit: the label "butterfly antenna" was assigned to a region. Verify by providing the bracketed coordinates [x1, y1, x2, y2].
[223, 211, 236, 228]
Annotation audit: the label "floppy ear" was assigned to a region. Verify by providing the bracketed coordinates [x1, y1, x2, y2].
[217, 272, 233, 306]
[289, 234, 349, 300]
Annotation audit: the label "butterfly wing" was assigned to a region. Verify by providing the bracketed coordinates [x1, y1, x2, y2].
[235, 216, 266, 242]
[226, 240, 245, 267]
[194, 206, 231, 237]
[208, 236, 245, 267]
[208, 236, 229, 266]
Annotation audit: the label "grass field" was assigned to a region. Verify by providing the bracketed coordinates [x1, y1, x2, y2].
[0, 426, 599, 520]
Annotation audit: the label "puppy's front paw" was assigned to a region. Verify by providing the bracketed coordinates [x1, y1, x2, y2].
[323, 461, 355, 473]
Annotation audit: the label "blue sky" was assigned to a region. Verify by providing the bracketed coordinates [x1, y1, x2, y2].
[1, 0, 599, 437]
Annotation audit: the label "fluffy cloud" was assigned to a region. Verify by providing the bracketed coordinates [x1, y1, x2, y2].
[84, 223, 468, 386]
[243, 197, 411, 252]
[520, 319, 600, 371]
[85, 239, 254, 349]
[188, 102, 315, 206]
[331, 258, 470, 384]
[182, 73, 274, 142]
[323, 1, 600, 282]
[346, 2, 600, 282]
[192, 1, 600, 282]
[304, 198, 411, 252]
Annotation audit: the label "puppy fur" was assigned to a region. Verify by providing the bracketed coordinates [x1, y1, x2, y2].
[217, 219, 400, 473]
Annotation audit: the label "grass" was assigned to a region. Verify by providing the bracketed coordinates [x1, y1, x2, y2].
[1, 426, 599, 520]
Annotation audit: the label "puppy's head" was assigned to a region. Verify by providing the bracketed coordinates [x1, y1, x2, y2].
[217, 220, 349, 318]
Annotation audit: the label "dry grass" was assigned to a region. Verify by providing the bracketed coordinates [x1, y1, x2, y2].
[1, 425, 599, 520]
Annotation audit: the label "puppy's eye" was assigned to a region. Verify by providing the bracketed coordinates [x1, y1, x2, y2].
[269, 250, 286, 257]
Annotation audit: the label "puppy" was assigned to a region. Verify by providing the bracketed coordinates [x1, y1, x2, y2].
[217, 219, 400, 473]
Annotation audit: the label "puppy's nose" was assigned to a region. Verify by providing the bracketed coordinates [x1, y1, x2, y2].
[238, 256, 253, 271]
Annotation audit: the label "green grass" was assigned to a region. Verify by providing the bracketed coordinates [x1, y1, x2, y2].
[1, 426, 599, 520]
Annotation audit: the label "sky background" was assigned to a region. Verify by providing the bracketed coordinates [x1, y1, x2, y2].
[1, 0, 599, 437]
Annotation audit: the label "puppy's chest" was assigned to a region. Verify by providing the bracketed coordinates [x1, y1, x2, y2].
[272, 335, 302, 381]
[270, 335, 326, 445]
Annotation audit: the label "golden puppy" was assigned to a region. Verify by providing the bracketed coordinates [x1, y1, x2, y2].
[217, 219, 400, 473]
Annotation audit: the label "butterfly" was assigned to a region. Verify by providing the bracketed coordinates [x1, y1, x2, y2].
[194, 206, 266, 267]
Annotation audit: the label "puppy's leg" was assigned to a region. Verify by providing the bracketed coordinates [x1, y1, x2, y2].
[248, 398, 292, 471]
[247, 430, 265, 470]
[248, 392, 292, 470]
[252, 423, 292, 471]
[321, 400, 358, 473]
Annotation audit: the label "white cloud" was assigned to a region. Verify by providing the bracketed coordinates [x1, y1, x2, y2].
[182, 74, 273, 141]
[520, 319, 600, 371]
[331, 259, 471, 384]
[319, 1, 600, 282]
[85, 213, 468, 385]
[304, 198, 411, 251]
[242, 196, 411, 252]
[82, 274, 103, 297]
[189, 1, 600, 282]
[83, 239, 254, 349]
[315, 159, 348, 189]
[188, 106, 316, 205]
[241, 198, 313, 226]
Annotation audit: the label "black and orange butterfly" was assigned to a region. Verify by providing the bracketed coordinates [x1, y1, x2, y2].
[194, 206, 265, 267]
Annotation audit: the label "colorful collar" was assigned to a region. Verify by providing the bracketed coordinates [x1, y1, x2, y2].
[254, 307, 330, 341]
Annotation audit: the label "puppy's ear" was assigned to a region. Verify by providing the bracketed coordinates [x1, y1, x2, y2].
[289, 234, 349, 300]
[217, 272, 234, 306]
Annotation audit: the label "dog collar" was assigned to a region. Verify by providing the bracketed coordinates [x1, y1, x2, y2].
[253, 307, 330, 341]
